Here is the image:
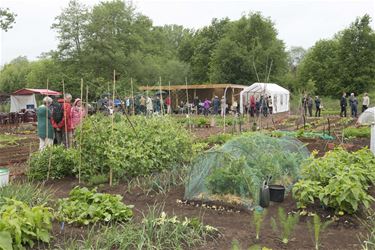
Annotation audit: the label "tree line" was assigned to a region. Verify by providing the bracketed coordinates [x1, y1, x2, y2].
[0, 0, 374, 98]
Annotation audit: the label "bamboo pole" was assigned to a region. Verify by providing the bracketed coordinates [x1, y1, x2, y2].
[78, 78, 83, 184]
[109, 70, 116, 186]
[46, 79, 52, 180]
[185, 77, 191, 132]
[168, 81, 171, 114]
[159, 76, 164, 115]
[131, 78, 135, 115]
[62, 80, 68, 147]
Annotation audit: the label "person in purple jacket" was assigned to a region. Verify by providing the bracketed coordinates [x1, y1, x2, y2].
[203, 98, 211, 116]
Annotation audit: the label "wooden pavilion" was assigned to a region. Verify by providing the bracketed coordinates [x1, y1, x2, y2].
[138, 83, 247, 110]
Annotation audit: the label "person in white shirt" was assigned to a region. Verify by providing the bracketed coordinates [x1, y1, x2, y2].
[362, 93, 370, 113]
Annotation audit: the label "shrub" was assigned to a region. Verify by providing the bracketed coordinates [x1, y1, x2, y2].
[27, 145, 79, 181]
[76, 115, 193, 180]
[293, 148, 375, 213]
[0, 199, 53, 250]
[56, 187, 133, 225]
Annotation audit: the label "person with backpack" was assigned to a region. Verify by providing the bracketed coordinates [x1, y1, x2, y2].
[53, 94, 73, 148]
[50, 95, 64, 145]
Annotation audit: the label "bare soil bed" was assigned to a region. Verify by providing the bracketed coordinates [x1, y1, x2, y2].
[43, 177, 366, 250]
[2, 115, 372, 249]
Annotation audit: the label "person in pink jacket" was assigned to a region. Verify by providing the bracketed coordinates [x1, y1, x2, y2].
[71, 98, 85, 131]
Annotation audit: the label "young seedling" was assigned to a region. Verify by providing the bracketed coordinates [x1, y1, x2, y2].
[252, 209, 268, 240]
[307, 214, 332, 250]
[270, 207, 300, 244]
[231, 239, 241, 250]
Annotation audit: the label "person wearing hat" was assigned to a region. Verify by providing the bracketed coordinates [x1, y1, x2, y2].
[71, 98, 85, 131]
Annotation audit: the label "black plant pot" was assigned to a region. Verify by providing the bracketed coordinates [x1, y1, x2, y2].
[269, 185, 285, 202]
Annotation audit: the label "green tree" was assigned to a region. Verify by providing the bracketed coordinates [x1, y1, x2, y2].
[52, 0, 89, 61]
[0, 7, 16, 31]
[0, 57, 30, 93]
[209, 12, 288, 84]
[189, 18, 230, 83]
[297, 39, 340, 96]
[337, 14, 375, 94]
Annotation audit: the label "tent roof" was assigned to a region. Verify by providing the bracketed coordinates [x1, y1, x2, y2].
[12, 88, 61, 96]
[358, 107, 375, 125]
[139, 83, 247, 91]
[242, 83, 289, 94]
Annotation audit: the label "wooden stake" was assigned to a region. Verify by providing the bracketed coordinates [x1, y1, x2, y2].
[46, 79, 52, 180]
[110, 70, 116, 186]
[78, 78, 83, 184]
[185, 77, 191, 132]
[159, 76, 164, 115]
[131, 78, 135, 115]
[62, 80, 68, 146]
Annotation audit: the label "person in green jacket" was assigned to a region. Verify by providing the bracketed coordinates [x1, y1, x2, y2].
[37, 96, 54, 150]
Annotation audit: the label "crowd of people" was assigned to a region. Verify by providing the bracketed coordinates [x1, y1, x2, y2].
[302, 92, 370, 118]
[36, 94, 86, 150]
[340, 92, 370, 118]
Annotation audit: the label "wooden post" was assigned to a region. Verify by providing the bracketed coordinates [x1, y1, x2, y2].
[109, 70, 116, 186]
[62, 80, 68, 146]
[46, 79, 52, 180]
[79, 78, 83, 184]
[185, 77, 191, 132]
[131, 78, 135, 115]
[159, 76, 163, 114]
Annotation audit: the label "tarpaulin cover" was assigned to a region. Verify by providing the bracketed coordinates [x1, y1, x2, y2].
[10, 94, 37, 112]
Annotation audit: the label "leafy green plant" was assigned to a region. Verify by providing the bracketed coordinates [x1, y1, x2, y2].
[0, 182, 52, 207]
[293, 147, 375, 213]
[231, 239, 241, 250]
[56, 187, 133, 225]
[343, 126, 370, 138]
[27, 145, 79, 180]
[253, 210, 267, 240]
[87, 174, 108, 186]
[292, 180, 323, 208]
[76, 115, 193, 181]
[307, 214, 332, 250]
[270, 207, 299, 244]
[0, 199, 53, 250]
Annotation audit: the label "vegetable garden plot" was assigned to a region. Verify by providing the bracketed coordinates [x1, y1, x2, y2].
[185, 133, 309, 209]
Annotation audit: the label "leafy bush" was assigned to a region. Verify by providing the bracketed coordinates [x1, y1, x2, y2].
[0, 199, 53, 250]
[56, 187, 133, 225]
[293, 148, 375, 213]
[27, 145, 79, 181]
[76, 115, 193, 180]
[343, 126, 370, 138]
[0, 182, 52, 207]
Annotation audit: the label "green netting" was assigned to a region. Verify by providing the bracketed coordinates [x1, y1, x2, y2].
[184, 133, 310, 209]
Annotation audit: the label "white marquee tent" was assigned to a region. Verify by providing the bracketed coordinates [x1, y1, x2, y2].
[239, 83, 290, 114]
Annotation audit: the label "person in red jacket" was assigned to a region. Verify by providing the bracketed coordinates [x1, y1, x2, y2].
[53, 94, 73, 148]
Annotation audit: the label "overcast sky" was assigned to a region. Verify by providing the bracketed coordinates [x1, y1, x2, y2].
[0, 0, 374, 65]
